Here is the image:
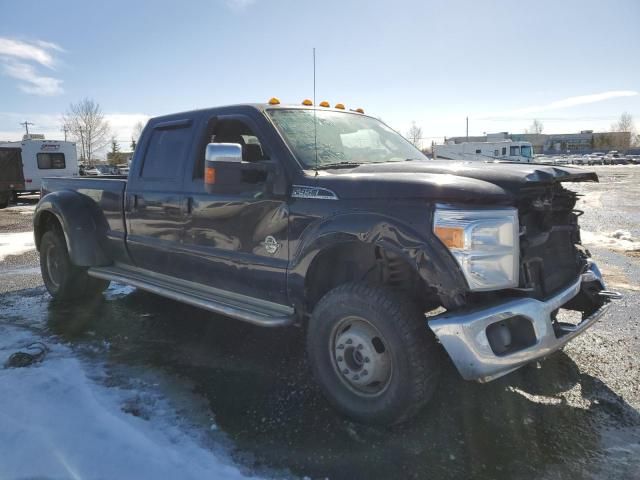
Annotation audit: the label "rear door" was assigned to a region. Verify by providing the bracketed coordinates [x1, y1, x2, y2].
[125, 118, 194, 276]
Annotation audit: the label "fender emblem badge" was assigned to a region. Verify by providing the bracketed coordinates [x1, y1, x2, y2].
[262, 236, 280, 255]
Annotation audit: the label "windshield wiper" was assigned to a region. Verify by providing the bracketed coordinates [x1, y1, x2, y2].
[315, 162, 362, 170]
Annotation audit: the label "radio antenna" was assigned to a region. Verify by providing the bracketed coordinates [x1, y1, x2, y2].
[313, 47, 318, 175]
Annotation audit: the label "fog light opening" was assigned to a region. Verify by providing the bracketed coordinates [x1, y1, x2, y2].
[486, 316, 536, 356]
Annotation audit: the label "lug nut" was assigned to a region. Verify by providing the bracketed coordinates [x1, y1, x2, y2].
[337, 356, 343, 362]
[346, 339, 353, 345]
[357, 344, 363, 350]
[364, 357, 370, 363]
[337, 344, 344, 350]
[353, 375, 360, 380]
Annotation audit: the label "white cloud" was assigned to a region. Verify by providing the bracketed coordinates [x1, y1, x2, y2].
[225, 0, 256, 11]
[478, 90, 639, 121]
[0, 37, 57, 68]
[511, 90, 639, 115]
[3, 61, 63, 96]
[0, 37, 64, 96]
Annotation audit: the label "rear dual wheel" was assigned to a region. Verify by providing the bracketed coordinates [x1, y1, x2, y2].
[307, 282, 440, 425]
[40, 229, 109, 300]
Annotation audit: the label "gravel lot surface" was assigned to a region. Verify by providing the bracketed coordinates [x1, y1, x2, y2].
[0, 168, 638, 479]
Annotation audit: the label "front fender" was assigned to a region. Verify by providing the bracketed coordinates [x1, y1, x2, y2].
[288, 212, 468, 309]
[34, 190, 110, 266]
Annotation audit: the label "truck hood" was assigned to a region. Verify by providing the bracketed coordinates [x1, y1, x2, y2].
[314, 160, 598, 203]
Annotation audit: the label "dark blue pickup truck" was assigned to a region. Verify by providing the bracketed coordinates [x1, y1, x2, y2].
[34, 101, 620, 424]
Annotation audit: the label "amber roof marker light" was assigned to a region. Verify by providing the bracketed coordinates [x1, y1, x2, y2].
[268, 97, 281, 105]
[334, 103, 345, 110]
[319, 101, 330, 107]
[302, 99, 313, 106]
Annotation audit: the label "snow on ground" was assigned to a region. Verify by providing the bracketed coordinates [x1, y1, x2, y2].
[0, 323, 265, 480]
[0, 231, 35, 261]
[581, 229, 640, 252]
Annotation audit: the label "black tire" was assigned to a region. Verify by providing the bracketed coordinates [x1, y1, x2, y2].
[0, 192, 9, 209]
[307, 282, 440, 425]
[40, 229, 110, 300]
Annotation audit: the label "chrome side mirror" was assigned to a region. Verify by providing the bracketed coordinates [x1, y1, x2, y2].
[204, 143, 242, 192]
[205, 143, 242, 163]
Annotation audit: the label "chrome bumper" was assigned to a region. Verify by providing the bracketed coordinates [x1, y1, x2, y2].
[428, 261, 621, 382]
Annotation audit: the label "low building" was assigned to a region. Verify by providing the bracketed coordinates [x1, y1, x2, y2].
[448, 131, 631, 154]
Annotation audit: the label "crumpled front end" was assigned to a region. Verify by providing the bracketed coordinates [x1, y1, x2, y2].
[428, 259, 621, 383]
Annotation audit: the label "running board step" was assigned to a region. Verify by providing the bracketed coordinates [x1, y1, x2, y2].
[88, 265, 296, 327]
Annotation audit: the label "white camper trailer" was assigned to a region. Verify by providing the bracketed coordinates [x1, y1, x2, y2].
[433, 138, 534, 163]
[0, 135, 78, 197]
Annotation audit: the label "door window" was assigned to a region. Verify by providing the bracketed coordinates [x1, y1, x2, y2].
[142, 126, 192, 180]
[195, 118, 266, 179]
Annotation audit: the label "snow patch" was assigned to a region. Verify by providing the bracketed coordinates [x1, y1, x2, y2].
[0, 324, 266, 480]
[0, 231, 35, 260]
[581, 230, 640, 252]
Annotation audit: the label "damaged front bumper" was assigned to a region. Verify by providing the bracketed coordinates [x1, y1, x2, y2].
[428, 261, 622, 382]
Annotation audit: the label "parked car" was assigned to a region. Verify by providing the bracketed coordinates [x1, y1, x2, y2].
[33, 101, 622, 425]
[116, 163, 130, 175]
[587, 154, 604, 165]
[603, 151, 622, 165]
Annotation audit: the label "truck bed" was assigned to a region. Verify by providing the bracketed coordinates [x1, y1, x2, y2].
[40, 176, 130, 264]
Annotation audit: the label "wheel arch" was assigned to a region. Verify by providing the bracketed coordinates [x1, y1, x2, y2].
[288, 213, 468, 314]
[34, 190, 110, 266]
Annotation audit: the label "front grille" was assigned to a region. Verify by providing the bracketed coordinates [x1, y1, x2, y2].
[518, 186, 586, 298]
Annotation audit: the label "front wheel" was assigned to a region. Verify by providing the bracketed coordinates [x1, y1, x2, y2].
[40, 229, 110, 300]
[307, 282, 440, 425]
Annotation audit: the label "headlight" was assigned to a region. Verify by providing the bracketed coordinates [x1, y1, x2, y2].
[433, 206, 519, 291]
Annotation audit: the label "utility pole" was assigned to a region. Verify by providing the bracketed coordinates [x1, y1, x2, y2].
[20, 121, 34, 136]
[62, 124, 69, 141]
[466, 116, 469, 142]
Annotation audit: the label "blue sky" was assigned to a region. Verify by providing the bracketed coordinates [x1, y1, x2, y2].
[1, 0, 639, 151]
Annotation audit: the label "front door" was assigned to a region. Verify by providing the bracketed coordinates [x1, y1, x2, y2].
[179, 114, 289, 305]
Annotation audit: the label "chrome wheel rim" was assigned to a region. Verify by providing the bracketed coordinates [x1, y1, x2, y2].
[330, 316, 393, 396]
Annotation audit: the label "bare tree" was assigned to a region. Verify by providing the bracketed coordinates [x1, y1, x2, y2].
[611, 112, 638, 148]
[612, 112, 635, 133]
[132, 121, 145, 141]
[526, 119, 544, 134]
[406, 121, 423, 149]
[62, 98, 110, 163]
[130, 120, 145, 151]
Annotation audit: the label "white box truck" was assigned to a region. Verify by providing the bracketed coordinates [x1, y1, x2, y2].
[0, 134, 78, 198]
